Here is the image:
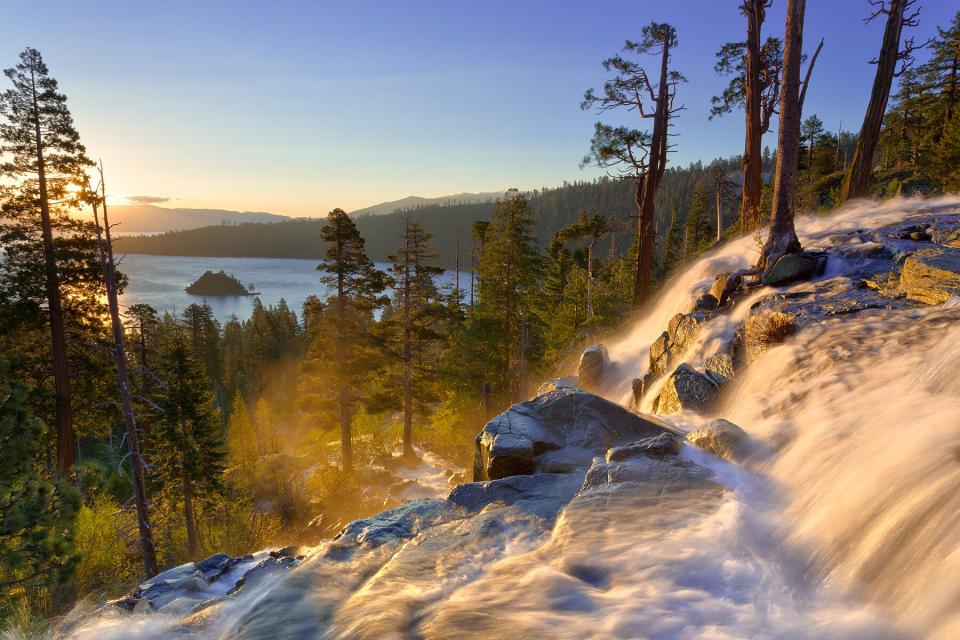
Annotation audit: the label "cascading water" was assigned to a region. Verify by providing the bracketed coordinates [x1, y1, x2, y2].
[57, 196, 960, 640]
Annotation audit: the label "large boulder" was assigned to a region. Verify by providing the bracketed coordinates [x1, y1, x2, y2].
[899, 247, 960, 304]
[704, 352, 736, 386]
[710, 271, 744, 306]
[473, 387, 675, 481]
[577, 344, 609, 391]
[649, 313, 705, 379]
[649, 331, 674, 378]
[653, 364, 719, 415]
[686, 419, 753, 462]
[761, 251, 822, 286]
[743, 309, 797, 363]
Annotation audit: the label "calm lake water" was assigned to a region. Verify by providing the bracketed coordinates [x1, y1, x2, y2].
[119, 254, 468, 325]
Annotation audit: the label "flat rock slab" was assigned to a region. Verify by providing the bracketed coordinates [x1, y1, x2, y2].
[900, 247, 960, 304]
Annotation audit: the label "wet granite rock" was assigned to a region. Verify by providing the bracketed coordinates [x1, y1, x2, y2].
[536, 376, 579, 395]
[899, 247, 960, 305]
[686, 419, 753, 462]
[653, 364, 719, 415]
[605, 433, 682, 462]
[692, 293, 718, 312]
[577, 344, 609, 391]
[448, 472, 585, 518]
[761, 251, 822, 286]
[473, 387, 675, 481]
[704, 352, 736, 386]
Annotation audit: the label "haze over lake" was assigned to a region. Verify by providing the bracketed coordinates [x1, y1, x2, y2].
[118, 254, 467, 325]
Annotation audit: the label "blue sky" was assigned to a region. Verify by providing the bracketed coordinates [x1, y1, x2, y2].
[3, 0, 956, 216]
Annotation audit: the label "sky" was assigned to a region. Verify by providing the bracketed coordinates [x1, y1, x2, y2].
[2, 0, 957, 217]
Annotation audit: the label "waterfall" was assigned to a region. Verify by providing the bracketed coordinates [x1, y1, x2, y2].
[58, 196, 960, 640]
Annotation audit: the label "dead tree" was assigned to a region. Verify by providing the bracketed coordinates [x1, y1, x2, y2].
[87, 163, 158, 578]
[842, 0, 925, 201]
[582, 22, 684, 307]
[759, 0, 807, 272]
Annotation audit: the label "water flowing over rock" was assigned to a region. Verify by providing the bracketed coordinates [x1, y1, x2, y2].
[58, 198, 960, 640]
[473, 387, 675, 481]
[686, 419, 753, 462]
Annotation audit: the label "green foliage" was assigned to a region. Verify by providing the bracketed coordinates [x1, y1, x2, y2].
[874, 11, 960, 194]
[0, 359, 79, 621]
[151, 330, 227, 557]
[683, 182, 714, 258]
[74, 498, 139, 599]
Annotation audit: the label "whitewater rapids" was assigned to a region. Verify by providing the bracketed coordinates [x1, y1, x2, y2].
[58, 196, 960, 639]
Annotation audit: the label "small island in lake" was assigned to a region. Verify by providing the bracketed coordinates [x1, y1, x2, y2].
[185, 270, 257, 296]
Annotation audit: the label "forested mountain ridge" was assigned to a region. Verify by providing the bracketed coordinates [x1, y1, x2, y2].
[115, 158, 755, 269]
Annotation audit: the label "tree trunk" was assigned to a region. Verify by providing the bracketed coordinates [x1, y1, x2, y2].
[29, 66, 74, 477]
[632, 32, 672, 308]
[842, 0, 907, 201]
[402, 223, 414, 458]
[91, 176, 158, 578]
[182, 463, 198, 558]
[586, 236, 595, 319]
[336, 255, 352, 472]
[759, 0, 806, 271]
[716, 188, 723, 241]
[740, 0, 765, 234]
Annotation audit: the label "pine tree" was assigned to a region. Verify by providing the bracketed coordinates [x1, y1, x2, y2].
[299, 208, 385, 471]
[0, 357, 79, 620]
[0, 48, 94, 476]
[474, 190, 541, 400]
[557, 213, 616, 319]
[152, 331, 226, 559]
[181, 303, 222, 396]
[684, 182, 714, 259]
[385, 217, 444, 457]
[661, 207, 684, 274]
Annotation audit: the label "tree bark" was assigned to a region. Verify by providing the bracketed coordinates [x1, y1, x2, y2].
[586, 235, 596, 319]
[401, 221, 414, 458]
[716, 188, 723, 241]
[335, 242, 352, 472]
[760, 0, 806, 271]
[632, 32, 672, 307]
[90, 173, 158, 578]
[29, 65, 74, 477]
[740, 0, 766, 234]
[842, 0, 907, 201]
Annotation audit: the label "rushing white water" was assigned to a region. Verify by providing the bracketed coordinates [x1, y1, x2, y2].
[58, 196, 960, 639]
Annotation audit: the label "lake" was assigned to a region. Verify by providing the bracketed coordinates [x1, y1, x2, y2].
[118, 254, 469, 325]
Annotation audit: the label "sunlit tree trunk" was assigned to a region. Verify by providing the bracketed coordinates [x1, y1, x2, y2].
[760, 0, 806, 270]
[843, 0, 908, 201]
[29, 65, 74, 477]
[740, 0, 766, 234]
[90, 170, 158, 577]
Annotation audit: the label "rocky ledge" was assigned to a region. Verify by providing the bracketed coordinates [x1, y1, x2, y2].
[78, 382, 733, 639]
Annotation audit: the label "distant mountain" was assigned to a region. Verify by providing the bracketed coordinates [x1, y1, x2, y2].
[351, 191, 506, 216]
[104, 204, 290, 233]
